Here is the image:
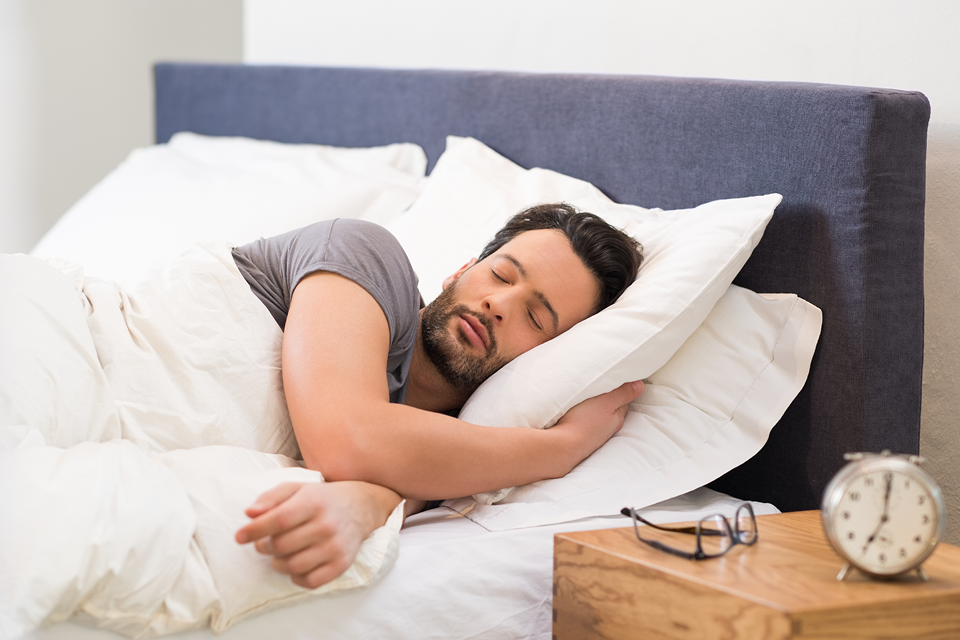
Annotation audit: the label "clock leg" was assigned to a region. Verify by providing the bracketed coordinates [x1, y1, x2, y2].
[836, 563, 852, 581]
[917, 567, 930, 582]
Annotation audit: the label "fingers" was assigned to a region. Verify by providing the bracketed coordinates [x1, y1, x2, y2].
[246, 483, 365, 590]
[292, 556, 353, 590]
[269, 530, 353, 580]
[237, 481, 397, 590]
[235, 483, 313, 544]
[244, 482, 301, 518]
[606, 381, 644, 434]
[255, 513, 332, 557]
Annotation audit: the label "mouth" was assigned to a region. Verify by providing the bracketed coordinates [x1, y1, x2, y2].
[457, 313, 489, 350]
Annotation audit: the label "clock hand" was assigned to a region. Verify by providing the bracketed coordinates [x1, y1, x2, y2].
[861, 473, 893, 555]
[862, 519, 886, 554]
[882, 472, 892, 515]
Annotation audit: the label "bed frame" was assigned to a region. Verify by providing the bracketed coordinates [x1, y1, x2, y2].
[154, 63, 929, 513]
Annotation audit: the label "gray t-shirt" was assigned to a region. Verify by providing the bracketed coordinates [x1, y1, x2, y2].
[231, 218, 422, 404]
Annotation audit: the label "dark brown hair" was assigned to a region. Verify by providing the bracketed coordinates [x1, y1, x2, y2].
[478, 203, 643, 314]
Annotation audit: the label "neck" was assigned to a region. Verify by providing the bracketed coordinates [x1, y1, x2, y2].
[405, 318, 470, 413]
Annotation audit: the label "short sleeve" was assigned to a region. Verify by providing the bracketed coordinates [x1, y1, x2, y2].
[232, 219, 421, 402]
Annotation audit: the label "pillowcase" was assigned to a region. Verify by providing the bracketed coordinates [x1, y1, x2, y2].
[30, 132, 427, 285]
[384, 136, 782, 506]
[444, 284, 821, 530]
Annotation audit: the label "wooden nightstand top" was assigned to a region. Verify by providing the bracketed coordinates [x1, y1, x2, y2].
[554, 510, 960, 639]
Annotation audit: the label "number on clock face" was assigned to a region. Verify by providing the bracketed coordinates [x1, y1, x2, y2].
[834, 469, 937, 573]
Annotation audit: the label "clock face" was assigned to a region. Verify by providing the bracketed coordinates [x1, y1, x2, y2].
[827, 464, 941, 575]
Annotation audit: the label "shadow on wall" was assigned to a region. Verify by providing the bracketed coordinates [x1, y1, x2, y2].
[919, 121, 960, 545]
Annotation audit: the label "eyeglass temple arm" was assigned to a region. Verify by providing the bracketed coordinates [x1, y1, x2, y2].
[620, 507, 702, 535]
[641, 537, 698, 560]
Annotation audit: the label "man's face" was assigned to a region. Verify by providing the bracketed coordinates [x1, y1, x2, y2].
[420, 229, 600, 395]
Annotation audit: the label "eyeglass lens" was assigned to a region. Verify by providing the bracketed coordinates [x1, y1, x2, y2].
[736, 505, 758, 544]
[698, 514, 733, 556]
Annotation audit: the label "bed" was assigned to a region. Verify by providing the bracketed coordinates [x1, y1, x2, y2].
[7, 64, 928, 639]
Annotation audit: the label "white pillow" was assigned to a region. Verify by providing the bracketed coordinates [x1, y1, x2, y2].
[384, 136, 781, 505]
[30, 132, 427, 285]
[445, 285, 821, 530]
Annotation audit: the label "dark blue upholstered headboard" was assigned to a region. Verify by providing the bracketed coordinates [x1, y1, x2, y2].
[155, 63, 929, 512]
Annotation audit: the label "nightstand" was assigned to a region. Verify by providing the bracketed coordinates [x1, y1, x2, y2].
[553, 510, 960, 639]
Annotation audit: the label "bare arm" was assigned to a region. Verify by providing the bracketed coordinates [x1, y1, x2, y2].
[282, 272, 641, 501]
[235, 270, 635, 588]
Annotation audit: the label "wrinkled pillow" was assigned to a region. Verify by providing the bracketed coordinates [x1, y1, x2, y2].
[384, 136, 781, 505]
[31, 132, 427, 285]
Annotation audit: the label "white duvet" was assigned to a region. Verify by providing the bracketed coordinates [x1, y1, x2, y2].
[0, 247, 404, 639]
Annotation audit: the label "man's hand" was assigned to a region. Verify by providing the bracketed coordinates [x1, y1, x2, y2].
[549, 380, 644, 470]
[235, 481, 402, 589]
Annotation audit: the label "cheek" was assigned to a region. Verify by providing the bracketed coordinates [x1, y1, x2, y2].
[499, 323, 546, 359]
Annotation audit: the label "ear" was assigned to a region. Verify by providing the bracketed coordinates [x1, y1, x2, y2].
[441, 258, 478, 290]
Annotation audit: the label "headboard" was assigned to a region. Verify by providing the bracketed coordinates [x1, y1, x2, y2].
[154, 63, 929, 512]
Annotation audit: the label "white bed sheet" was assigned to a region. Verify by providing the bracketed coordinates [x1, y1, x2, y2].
[24, 489, 778, 640]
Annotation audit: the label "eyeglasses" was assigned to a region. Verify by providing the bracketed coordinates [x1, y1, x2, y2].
[619, 503, 758, 560]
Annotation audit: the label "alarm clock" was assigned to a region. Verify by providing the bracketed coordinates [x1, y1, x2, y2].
[821, 450, 946, 581]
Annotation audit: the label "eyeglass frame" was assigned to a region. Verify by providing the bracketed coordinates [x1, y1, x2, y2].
[619, 502, 758, 561]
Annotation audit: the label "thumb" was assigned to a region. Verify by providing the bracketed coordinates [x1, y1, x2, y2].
[245, 482, 302, 518]
[608, 380, 643, 411]
[612, 380, 644, 407]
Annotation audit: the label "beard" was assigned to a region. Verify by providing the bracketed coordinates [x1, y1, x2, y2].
[419, 280, 510, 396]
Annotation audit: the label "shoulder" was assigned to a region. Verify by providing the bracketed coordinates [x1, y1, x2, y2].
[308, 219, 411, 281]
[281, 218, 407, 263]
[250, 218, 401, 252]
[328, 218, 398, 240]
[293, 219, 421, 336]
[325, 219, 406, 257]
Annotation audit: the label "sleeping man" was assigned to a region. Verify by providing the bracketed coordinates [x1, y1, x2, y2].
[232, 203, 645, 589]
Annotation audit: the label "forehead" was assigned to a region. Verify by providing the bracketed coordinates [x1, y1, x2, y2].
[487, 229, 599, 330]
[489, 228, 572, 265]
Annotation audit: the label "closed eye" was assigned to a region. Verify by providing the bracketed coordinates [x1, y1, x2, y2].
[528, 310, 543, 331]
[493, 253, 560, 335]
[494, 268, 545, 331]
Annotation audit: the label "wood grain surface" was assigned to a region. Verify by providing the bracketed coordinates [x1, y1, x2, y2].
[553, 511, 960, 639]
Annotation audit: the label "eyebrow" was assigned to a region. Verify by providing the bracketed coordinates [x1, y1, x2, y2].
[498, 254, 560, 334]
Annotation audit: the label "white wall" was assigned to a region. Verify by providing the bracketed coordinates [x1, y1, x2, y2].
[245, 0, 960, 541]
[0, 0, 243, 254]
[0, 1, 41, 253]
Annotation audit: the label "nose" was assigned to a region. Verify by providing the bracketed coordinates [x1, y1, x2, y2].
[481, 296, 504, 323]
[481, 288, 518, 325]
